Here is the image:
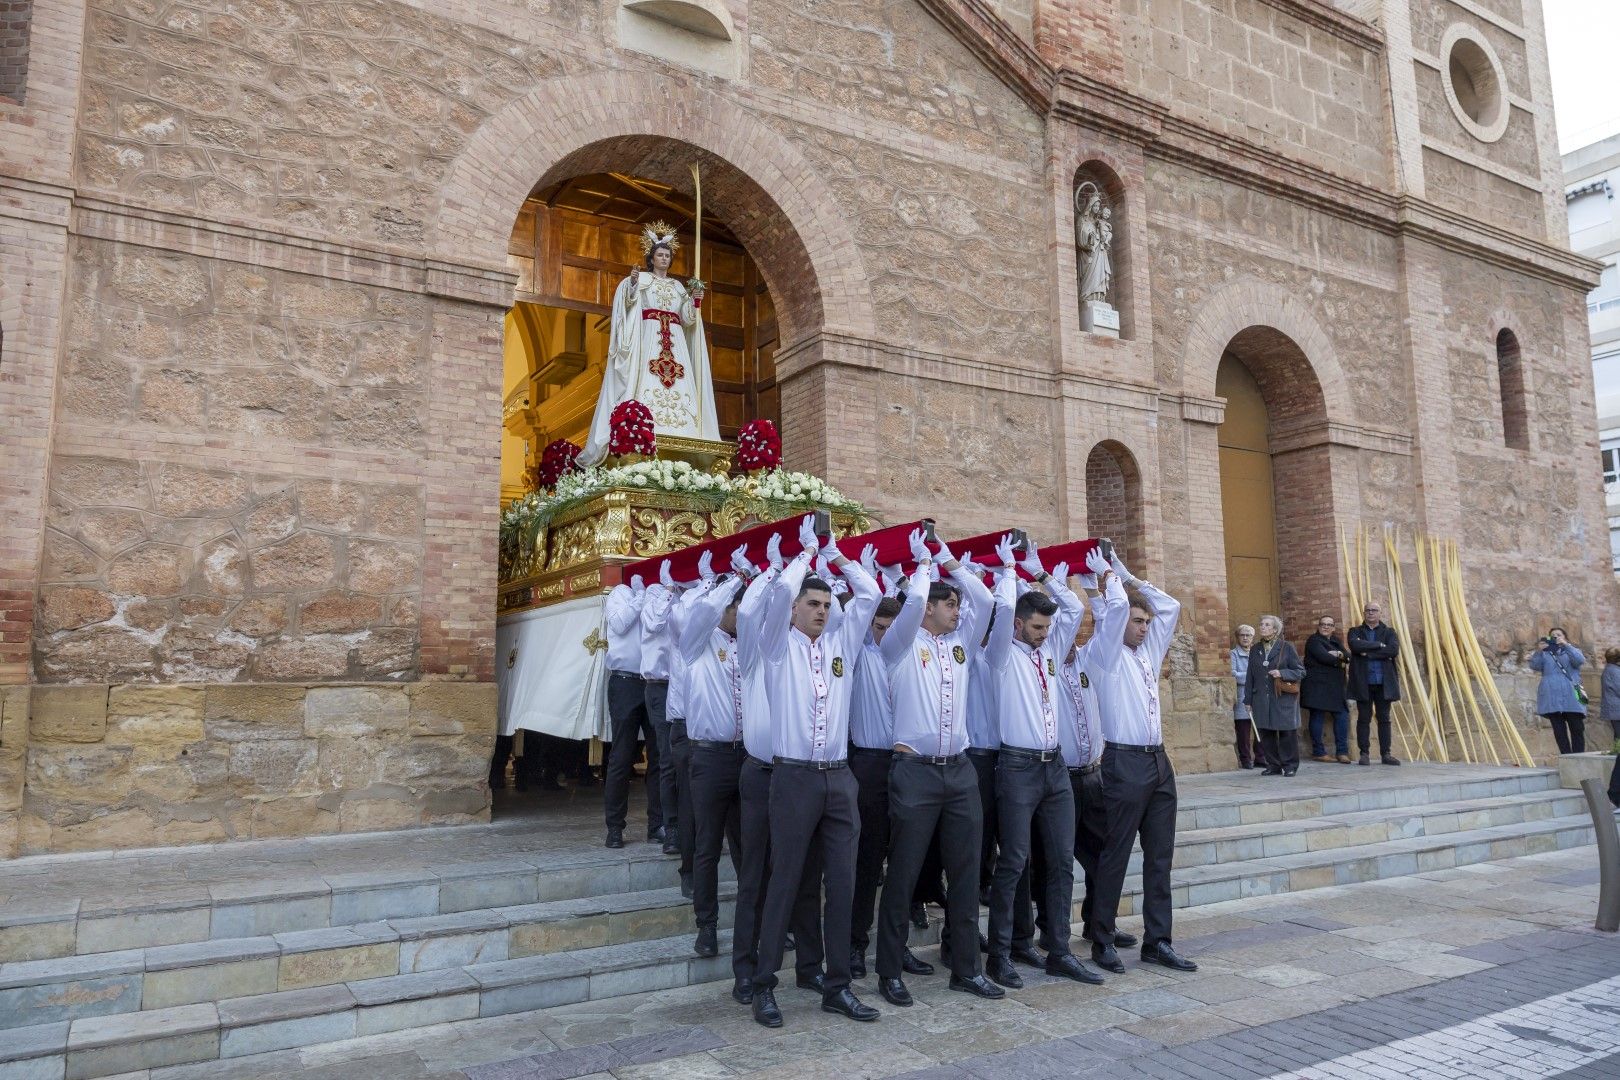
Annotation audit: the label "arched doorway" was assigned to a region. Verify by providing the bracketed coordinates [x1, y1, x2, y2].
[1085, 440, 1144, 569]
[1215, 326, 1338, 639]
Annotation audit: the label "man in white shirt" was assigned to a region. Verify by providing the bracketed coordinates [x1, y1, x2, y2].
[640, 571, 681, 851]
[1088, 555, 1197, 974]
[730, 534, 824, 1008]
[983, 543, 1102, 988]
[746, 516, 881, 1029]
[870, 530, 1007, 1007]
[602, 574, 663, 849]
[846, 590, 904, 982]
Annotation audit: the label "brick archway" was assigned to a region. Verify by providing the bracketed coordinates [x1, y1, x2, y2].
[1084, 440, 1143, 569]
[430, 69, 873, 349]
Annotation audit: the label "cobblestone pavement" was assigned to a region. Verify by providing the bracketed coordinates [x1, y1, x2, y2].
[134, 845, 1617, 1080]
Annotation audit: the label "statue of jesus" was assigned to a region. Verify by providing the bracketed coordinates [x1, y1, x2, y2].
[581, 222, 720, 465]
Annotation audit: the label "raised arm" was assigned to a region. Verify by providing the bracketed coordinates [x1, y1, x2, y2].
[984, 561, 1017, 672]
[950, 558, 995, 653]
[832, 545, 881, 654]
[1084, 571, 1129, 667]
[639, 583, 674, 637]
[1566, 644, 1586, 670]
[881, 530, 934, 668]
[764, 550, 812, 663]
[604, 581, 644, 636]
[736, 565, 780, 674]
[1133, 580, 1181, 667]
[679, 576, 736, 662]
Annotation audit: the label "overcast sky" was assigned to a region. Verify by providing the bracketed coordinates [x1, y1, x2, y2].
[1545, 0, 1620, 153]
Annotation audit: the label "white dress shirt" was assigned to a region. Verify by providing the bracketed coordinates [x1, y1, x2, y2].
[752, 551, 880, 762]
[987, 572, 1084, 751]
[678, 576, 746, 742]
[603, 584, 645, 674]
[848, 638, 894, 750]
[1090, 580, 1182, 747]
[638, 585, 677, 681]
[883, 561, 996, 757]
[736, 565, 785, 761]
[1056, 577, 1129, 768]
[664, 585, 707, 722]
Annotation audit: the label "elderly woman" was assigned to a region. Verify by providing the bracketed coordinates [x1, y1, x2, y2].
[1244, 615, 1306, 777]
[1231, 626, 1258, 768]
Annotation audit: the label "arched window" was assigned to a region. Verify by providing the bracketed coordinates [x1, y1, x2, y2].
[1084, 441, 1143, 569]
[1496, 328, 1528, 450]
[0, 1, 31, 103]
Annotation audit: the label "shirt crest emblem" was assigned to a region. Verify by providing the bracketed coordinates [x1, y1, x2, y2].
[1079, 671, 1090, 689]
[831, 656, 845, 677]
[717, 647, 727, 662]
[952, 644, 967, 665]
[919, 647, 931, 667]
[1046, 657, 1057, 676]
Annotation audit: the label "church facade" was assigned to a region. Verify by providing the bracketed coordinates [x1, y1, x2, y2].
[0, 0, 1610, 855]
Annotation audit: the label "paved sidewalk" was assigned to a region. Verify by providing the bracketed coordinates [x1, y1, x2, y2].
[116, 842, 1617, 1080]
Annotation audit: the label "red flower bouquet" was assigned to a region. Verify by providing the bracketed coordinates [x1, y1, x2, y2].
[737, 418, 782, 471]
[609, 400, 656, 457]
[538, 439, 581, 489]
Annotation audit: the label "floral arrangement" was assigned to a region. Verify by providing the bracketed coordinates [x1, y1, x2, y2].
[537, 439, 581, 490]
[736, 419, 782, 471]
[608, 400, 655, 457]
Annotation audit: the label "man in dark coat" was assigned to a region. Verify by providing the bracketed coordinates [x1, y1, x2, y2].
[1301, 616, 1351, 764]
[1346, 602, 1401, 766]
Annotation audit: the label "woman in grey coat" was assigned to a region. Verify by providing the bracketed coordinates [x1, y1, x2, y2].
[1244, 615, 1306, 776]
[1528, 627, 1586, 754]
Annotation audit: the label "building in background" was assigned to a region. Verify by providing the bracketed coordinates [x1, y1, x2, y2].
[1565, 135, 1620, 573]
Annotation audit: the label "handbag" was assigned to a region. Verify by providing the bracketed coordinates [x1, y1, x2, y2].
[1272, 675, 1301, 695]
[1550, 651, 1589, 706]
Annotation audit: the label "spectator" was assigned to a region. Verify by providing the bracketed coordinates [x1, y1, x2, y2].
[1528, 627, 1587, 755]
[1244, 615, 1305, 777]
[1301, 616, 1352, 764]
[1347, 602, 1402, 766]
[1231, 625, 1258, 769]
[1601, 647, 1620, 754]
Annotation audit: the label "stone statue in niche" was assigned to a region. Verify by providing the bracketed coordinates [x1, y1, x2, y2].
[1075, 182, 1119, 338]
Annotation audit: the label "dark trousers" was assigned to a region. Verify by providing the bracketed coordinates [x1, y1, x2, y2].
[604, 673, 662, 832]
[670, 720, 695, 874]
[1546, 712, 1587, 755]
[849, 748, 893, 954]
[989, 753, 1076, 959]
[1233, 719, 1258, 767]
[733, 757, 823, 983]
[1308, 710, 1350, 757]
[878, 756, 983, 980]
[1094, 745, 1177, 949]
[1356, 687, 1393, 755]
[969, 749, 1034, 947]
[1259, 727, 1299, 771]
[1031, 765, 1111, 950]
[753, 763, 859, 994]
[689, 743, 743, 929]
[645, 681, 675, 835]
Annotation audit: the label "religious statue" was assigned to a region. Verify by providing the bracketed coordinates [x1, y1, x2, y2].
[581, 221, 720, 465]
[1074, 182, 1119, 336]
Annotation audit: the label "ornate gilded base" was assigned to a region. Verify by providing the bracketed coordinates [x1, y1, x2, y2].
[653, 434, 734, 475]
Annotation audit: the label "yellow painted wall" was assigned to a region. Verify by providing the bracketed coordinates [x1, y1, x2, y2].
[1217, 355, 1281, 633]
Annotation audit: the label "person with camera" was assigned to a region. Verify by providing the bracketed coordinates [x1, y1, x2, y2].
[1243, 615, 1305, 776]
[1528, 628, 1588, 755]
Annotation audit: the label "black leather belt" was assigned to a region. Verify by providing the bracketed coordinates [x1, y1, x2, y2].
[966, 748, 998, 759]
[1070, 761, 1101, 776]
[773, 756, 848, 770]
[1106, 741, 1164, 753]
[691, 738, 744, 751]
[1000, 745, 1061, 762]
[894, 750, 967, 766]
[745, 754, 773, 771]
[848, 746, 893, 757]
[610, 670, 643, 680]
[643, 677, 669, 685]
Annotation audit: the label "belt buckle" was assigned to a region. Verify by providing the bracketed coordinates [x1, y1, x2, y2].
[929, 754, 949, 766]
[815, 759, 832, 771]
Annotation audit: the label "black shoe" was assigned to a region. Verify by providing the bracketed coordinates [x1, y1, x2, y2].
[1047, 953, 1105, 984]
[605, 828, 624, 849]
[1381, 754, 1402, 766]
[1261, 766, 1282, 776]
[1091, 944, 1125, 973]
[850, 949, 867, 980]
[694, 925, 717, 958]
[648, 825, 665, 844]
[1009, 942, 1045, 968]
[949, 973, 1005, 999]
[662, 837, 680, 856]
[679, 871, 693, 899]
[732, 977, 754, 1005]
[752, 988, 782, 1027]
[879, 976, 912, 1006]
[1282, 766, 1298, 777]
[986, 955, 1023, 989]
[1112, 931, 1138, 949]
[821, 988, 879, 1021]
[910, 902, 928, 930]
[901, 948, 934, 976]
[1358, 752, 1370, 766]
[796, 971, 825, 994]
[1140, 941, 1197, 972]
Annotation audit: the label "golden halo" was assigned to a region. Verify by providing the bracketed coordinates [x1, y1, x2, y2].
[639, 221, 681, 257]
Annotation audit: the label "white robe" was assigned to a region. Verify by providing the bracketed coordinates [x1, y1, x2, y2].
[582, 272, 720, 465]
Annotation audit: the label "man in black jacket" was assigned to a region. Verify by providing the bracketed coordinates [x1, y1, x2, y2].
[1346, 603, 1401, 766]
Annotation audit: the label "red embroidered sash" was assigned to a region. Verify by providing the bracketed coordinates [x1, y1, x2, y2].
[642, 308, 685, 388]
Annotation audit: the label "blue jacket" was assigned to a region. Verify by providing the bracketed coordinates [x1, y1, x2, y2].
[1529, 644, 1587, 717]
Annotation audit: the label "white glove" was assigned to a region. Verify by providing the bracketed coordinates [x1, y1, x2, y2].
[815, 554, 833, 581]
[1110, 551, 1138, 585]
[908, 527, 931, 564]
[820, 533, 844, 563]
[994, 533, 1017, 570]
[831, 577, 850, 596]
[1051, 561, 1070, 585]
[798, 514, 820, 557]
[1019, 539, 1044, 579]
[696, 550, 715, 583]
[880, 563, 902, 590]
[959, 556, 983, 578]
[1084, 548, 1110, 578]
[1078, 571, 1098, 592]
[658, 560, 676, 590]
[766, 533, 784, 571]
[860, 545, 879, 579]
[730, 544, 752, 578]
[629, 574, 645, 595]
[934, 536, 955, 566]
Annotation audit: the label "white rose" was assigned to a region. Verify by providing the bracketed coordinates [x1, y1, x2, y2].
[632, 475, 647, 485]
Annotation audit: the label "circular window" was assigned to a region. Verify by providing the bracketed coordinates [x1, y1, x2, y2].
[1441, 25, 1508, 143]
